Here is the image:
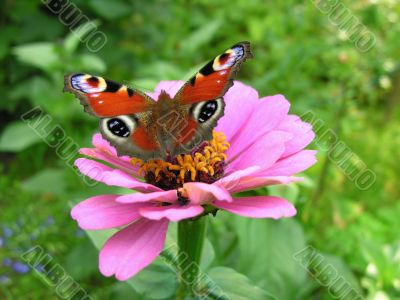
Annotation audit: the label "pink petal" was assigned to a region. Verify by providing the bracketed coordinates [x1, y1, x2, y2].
[261, 150, 317, 176]
[226, 94, 290, 160]
[147, 80, 184, 99]
[139, 205, 204, 222]
[213, 196, 296, 219]
[99, 218, 168, 281]
[217, 166, 301, 193]
[184, 182, 232, 204]
[75, 158, 161, 193]
[215, 81, 260, 142]
[92, 133, 119, 156]
[277, 115, 315, 158]
[216, 166, 261, 191]
[71, 195, 145, 230]
[225, 175, 303, 193]
[116, 190, 177, 204]
[226, 131, 292, 173]
[80, 134, 139, 175]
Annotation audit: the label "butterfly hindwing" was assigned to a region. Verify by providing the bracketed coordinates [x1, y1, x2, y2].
[177, 97, 225, 154]
[100, 112, 161, 160]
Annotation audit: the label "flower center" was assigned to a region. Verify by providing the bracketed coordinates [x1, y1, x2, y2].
[130, 131, 230, 190]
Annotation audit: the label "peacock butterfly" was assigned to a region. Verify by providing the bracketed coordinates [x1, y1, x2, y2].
[64, 42, 252, 160]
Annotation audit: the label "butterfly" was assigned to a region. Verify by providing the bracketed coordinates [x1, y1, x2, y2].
[64, 41, 252, 161]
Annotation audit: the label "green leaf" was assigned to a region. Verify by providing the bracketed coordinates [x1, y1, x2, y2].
[201, 238, 216, 270]
[268, 184, 299, 204]
[64, 239, 98, 280]
[89, 0, 131, 20]
[233, 218, 314, 299]
[181, 20, 222, 54]
[86, 228, 116, 250]
[22, 169, 66, 196]
[206, 267, 276, 300]
[77, 53, 107, 73]
[64, 21, 101, 54]
[0, 121, 42, 152]
[139, 61, 185, 81]
[110, 282, 146, 300]
[312, 253, 363, 297]
[13, 42, 59, 71]
[127, 261, 178, 299]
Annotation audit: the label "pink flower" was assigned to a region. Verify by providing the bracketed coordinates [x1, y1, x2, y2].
[71, 81, 317, 280]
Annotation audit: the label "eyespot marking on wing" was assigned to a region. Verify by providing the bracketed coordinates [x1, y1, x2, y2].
[213, 45, 245, 71]
[101, 115, 137, 141]
[191, 98, 224, 124]
[71, 74, 107, 93]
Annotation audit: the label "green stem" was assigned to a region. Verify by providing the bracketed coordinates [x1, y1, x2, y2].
[176, 216, 207, 298]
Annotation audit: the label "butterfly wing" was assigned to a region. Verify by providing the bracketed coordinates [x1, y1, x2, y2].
[64, 74, 161, 160]
[165, 42, 252, 156]
[174, 41, 253, 104]
[64, 73, 153, 117]
[65, 42, 252, 161]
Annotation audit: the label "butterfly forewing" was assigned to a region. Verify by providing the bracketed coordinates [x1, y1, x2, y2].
[174, 41, 252, 104]
[64, 74, 154, 117]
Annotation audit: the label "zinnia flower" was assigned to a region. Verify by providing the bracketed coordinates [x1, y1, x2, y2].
[71, 80, 317, 281]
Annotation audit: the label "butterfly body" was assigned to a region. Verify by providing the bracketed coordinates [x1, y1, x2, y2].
[64, 42, 252, 160]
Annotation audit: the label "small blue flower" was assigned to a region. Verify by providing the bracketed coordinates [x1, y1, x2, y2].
[45, 216, 55, 225]
[2, 258, 12, 267]
[0, 275, 11, 284]
[12, 262, 30, 274]
[3, 227, 13, 238]
[0, 237, 4, 247]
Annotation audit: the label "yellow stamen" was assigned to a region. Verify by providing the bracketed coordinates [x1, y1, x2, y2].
[130, 131, 229, 184]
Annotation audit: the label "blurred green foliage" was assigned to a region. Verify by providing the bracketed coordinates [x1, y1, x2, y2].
[1, 0, 399, 299]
